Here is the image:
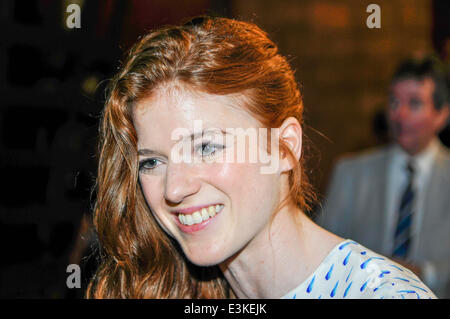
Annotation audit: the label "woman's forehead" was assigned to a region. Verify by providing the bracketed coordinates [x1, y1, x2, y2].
[133, 86, 260, 128]
[133, 88, 265, 155]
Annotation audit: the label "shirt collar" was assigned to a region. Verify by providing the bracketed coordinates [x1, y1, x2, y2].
[390, 138, 439, 175]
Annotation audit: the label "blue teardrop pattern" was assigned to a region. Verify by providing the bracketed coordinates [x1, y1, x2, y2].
[306, 275, 315, 294]
[360, 280, 369, 292]
[410, 285, 428, 293]
[343, 251, 351, 265]
[343, 281, 352, 298]
[403, 274, 420, 283]
[393, 277, 410, 282]
[338, 240, 358, 250]
[397, 289, 419, 298]
[325, 264, 334, 281]
[360, 257, 384, 269]
[373, 281, 389, 292]
[345, 266, 354, 283]
[330, 281, 339, 297]
[281, 240, 435, 299]
[389, 264, 404, 272]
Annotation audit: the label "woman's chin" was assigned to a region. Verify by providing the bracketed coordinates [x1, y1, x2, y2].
[183, 246, 229, 267]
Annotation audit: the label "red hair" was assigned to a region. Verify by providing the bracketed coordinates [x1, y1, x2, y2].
[87, 16, 316, 298]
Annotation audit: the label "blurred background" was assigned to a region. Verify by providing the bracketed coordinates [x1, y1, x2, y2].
[0, 0, 448, 298]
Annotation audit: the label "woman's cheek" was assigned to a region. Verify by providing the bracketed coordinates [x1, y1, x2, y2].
[139, 176, 172, 232]
[139, 176, 160, 206]
[212, 161, 258, 192]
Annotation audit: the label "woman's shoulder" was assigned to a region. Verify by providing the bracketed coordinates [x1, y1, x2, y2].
[336, 240, 436, 299]
[283, 239, 437, 299]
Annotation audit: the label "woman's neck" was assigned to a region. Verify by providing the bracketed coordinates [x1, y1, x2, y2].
[219, 206, 343, 299]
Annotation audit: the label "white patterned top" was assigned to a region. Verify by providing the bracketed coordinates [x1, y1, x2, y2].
[281, 239, 436, 299]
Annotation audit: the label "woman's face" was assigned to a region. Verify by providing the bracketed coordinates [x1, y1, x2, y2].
[132, 86, 282, 266]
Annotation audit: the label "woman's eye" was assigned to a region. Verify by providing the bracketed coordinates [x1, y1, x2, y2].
[195, 143, 224, 157]
[139, 158, 161, 172]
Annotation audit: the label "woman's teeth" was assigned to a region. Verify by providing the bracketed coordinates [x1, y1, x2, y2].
[178, 204, 223, 226]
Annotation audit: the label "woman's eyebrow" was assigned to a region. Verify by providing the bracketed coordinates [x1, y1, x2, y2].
[138, 129, 233, 156]
[176, 129, 232, 143]
[137, 149, 166, 157]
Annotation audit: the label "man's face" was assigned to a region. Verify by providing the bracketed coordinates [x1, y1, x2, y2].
[387, 77, 448, 155]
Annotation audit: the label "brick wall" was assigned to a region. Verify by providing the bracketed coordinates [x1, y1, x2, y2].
[231, 0, 433, 195]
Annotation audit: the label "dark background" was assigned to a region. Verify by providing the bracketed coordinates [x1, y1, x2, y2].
[0, 0, 448, 298]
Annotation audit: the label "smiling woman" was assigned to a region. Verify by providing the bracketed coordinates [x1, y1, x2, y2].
[87, 16, 436, 299]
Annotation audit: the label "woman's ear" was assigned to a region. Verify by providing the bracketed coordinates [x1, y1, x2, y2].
[278, 117, 302, 172]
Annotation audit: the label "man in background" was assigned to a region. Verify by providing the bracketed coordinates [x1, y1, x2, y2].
[318, 56, 450, 297]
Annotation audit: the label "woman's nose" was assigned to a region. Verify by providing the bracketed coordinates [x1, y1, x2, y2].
[164, 162, 201, 204]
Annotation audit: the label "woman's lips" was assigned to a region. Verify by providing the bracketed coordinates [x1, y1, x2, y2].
[173, 203, 223, 215]
[174, 204, 224, 233]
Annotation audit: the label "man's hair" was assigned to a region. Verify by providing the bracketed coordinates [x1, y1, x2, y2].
[392, 56, 449, 110]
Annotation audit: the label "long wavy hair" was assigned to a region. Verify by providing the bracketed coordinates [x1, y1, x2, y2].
[87, 16, 316, 298]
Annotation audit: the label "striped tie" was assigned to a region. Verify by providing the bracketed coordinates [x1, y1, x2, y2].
[392, 162, 415, 259]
